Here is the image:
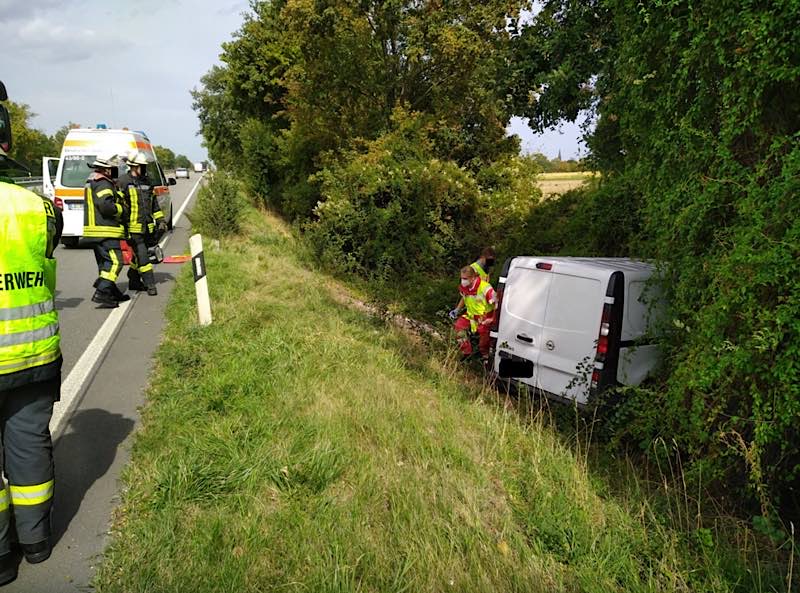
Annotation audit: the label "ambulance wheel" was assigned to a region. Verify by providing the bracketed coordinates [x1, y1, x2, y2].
[167, 205, 174, 231]
[61, 237, 79, 249]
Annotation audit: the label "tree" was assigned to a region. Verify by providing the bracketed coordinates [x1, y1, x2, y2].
[505, 0, 800, 514]
[153, 145, 176, 170]
[174, 154, 192, 168]
[7, 101, 58, 170]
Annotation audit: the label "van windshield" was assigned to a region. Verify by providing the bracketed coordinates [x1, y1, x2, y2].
[61, 154, 95, 187]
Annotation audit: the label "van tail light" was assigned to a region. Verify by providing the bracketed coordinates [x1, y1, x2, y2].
[54, 197, 64, 210]
[536, 262, 553, 270]
[591, 272, 624, 396]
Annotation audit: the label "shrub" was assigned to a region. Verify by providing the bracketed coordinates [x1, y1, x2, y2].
[305, 115, 487, 280]
[190, 171, 245, 238]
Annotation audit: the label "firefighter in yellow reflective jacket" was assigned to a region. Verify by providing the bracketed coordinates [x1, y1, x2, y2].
[84, 156, 130, 308]
[119, 152, 166, 296]
[451, 266, 497, 361]
[0, 181, 63, 585]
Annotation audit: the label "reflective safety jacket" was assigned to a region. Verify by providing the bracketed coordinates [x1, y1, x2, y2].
[471, 260, 489, 283]
[83, 174, 125, 239]
[459, 279, 496, 331]
[0, 182, 61, 384]
[118, 173, 164, 235]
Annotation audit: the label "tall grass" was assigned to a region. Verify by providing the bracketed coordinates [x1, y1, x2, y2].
[95, 207, 792, 592]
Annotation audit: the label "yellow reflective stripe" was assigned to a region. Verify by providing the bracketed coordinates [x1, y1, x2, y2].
[0, 486, 9, 513]
[82, 226, 126, 238]
[10, 480, 54, 506]
[0, 350, 60, 375]
[138, 263, 153, 273]
[96, 189, 114, 198]
[115, 203, 123, 217]
[85, 186, 96, 227]
[109, 249, 121, 278]
[153, 210, 164, 220]
[130, 187, 139, 226]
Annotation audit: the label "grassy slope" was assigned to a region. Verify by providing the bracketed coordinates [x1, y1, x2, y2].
[95, 208, 787, 593]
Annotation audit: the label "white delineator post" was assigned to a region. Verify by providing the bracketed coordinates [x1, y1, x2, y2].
[190, 233, 212, 326]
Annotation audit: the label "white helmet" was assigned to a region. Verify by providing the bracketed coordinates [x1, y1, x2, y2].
[88, 154, 119, 169]
[126, 151, 149, 167]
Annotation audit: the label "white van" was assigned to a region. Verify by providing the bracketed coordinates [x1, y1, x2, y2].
[491, 257, 662, 405]
[45, 127, 175, 247]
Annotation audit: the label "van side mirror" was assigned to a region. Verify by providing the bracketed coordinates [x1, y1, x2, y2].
[0, 105, 12, 154]
[168, 177, 177, 186]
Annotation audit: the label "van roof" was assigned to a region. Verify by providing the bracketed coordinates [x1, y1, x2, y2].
[510, 256, 655, 275]
[66, 128, 149, 139]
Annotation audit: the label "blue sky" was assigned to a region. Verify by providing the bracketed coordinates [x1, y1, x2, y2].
[1, 0, 584, 162]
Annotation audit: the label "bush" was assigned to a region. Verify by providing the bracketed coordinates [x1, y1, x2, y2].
[190, 171, 246, 238]
[305, 115, 487, 280]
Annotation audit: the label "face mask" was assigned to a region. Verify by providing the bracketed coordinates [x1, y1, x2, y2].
[461, 279, 471, 287]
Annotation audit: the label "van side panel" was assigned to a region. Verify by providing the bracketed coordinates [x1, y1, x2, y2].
[618, 345, 660, 385]
[537, 273, 604, 403]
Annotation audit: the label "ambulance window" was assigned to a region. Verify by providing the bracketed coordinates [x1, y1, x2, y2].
[148, 162, 165, 186]
[61, 155, 95, 187]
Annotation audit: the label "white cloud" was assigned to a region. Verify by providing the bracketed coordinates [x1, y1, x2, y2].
[2, 16, 128, 63]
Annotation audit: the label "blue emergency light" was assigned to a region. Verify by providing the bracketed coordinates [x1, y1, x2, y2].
[96, 123, 107, 129]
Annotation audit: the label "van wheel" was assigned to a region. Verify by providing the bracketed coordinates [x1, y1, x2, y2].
[167, 205, 174, 230]
[61, 237, 79, 249]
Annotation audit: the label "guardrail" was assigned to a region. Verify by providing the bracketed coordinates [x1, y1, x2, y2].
[11, 176, 44, 192]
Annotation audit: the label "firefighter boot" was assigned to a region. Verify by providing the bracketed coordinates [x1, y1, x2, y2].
[91, 290, 118, 309]
[127, 268, 147, 292]
[21, 540, 51, 564]
[110, 283, 131, 302]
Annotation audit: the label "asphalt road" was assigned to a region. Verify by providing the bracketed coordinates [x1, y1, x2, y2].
[5, 176, 202, 592]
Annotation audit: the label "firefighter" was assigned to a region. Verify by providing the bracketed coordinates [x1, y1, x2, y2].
[450, 266, 496, 362]
[119, 152, 166, 296]
[0, 181, 63, 584]
[84, 156, 130, 308]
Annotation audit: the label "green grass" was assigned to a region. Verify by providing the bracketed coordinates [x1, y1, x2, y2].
[95, 207, 791, 593]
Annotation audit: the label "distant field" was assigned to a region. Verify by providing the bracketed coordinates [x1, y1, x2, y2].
[538, 171, 598, 197]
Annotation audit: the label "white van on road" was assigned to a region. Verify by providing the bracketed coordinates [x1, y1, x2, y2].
[45, 127, 176, 247]
[491, 257, 662, 405]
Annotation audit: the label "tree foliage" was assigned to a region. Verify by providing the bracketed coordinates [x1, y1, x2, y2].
[507, 0, 800, 515]
[7, 102, 59, 171]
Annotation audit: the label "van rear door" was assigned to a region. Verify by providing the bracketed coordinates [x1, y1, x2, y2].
[537, 272, 605, 404]
[495, 262, 552, 388]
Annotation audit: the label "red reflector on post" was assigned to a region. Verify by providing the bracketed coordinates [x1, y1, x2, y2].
[536, 262, 553, 270]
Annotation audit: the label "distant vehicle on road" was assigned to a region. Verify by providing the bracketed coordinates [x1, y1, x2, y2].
[193, 162, 204, 173]
[175, 167, 190, 179]
[492, 257, 663, 405]
[47, 126, 177, 247]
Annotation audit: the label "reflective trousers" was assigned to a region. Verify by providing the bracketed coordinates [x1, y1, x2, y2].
[0, 377, 57, 553]
[127, 234, 155, 288]
[454, 315, 492, 357]
[92, 238, 123, 294]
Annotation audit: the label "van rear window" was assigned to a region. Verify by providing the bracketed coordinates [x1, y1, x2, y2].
[61, 155, 95, 187]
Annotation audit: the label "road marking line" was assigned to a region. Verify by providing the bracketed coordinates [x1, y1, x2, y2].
[51, 176, 204, 437]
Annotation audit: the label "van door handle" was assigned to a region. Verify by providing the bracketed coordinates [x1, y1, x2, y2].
[516, 334, 533, 344]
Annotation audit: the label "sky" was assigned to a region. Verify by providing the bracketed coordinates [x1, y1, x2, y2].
[1, 0, 584, 163]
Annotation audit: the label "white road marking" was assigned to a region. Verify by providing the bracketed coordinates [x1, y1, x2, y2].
[50, 176, 204, 437]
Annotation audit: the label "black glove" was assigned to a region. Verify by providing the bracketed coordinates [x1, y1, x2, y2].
[157, 219, 168, 233]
